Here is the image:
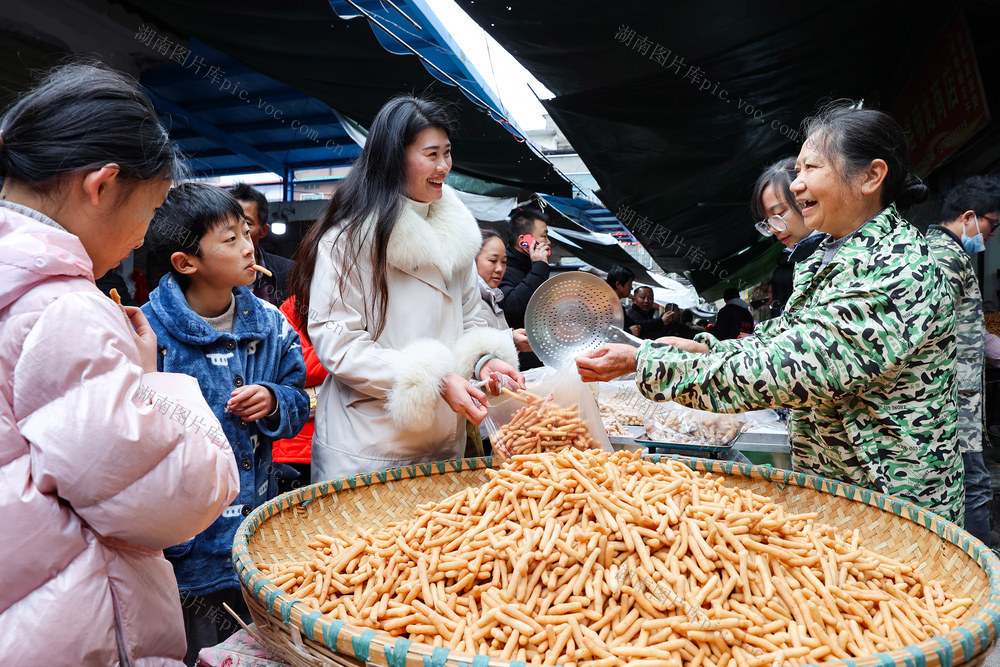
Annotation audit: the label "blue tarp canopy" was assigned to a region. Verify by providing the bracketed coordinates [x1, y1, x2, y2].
[139, 41, 361, 190]
[538, 195, 659, 285]
[539, 194, 635, 240]
[115, 0, 571, 195]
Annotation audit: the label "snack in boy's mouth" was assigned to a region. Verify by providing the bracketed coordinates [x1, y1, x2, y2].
[251, 264, 273, 277]
[109, 288, 122, 305]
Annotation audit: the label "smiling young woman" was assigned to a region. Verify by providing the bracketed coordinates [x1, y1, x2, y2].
[751, 157, 813, 252]
[578, 100, 964, 525]
[288, 96, 524, 482]
[750, 157, 824, 316]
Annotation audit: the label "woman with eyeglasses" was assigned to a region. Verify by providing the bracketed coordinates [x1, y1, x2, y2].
[751, 157, 824, 317]
[578, 100, 965, 525]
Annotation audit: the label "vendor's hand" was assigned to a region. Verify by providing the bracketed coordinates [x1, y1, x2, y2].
[512, 328, 532, 353]
[654, 336, 710, 354]
[529, 241, 551, 264]
[575, 343, 638, 382]
[480, 358, 525, 395]
[441, 373, 489, 425]
[629, 324, 642, 336]
[124, 306, 158, 374]
[228, 384, 275, 421]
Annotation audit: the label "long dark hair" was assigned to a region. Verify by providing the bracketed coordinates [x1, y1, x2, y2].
[0, 59, 183, 193]
[289, 95, 457, 338]
[800, 100, 927, 209]
[750, 157, 798, 223]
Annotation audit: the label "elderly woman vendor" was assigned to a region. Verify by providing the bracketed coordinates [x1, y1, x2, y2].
[578, 101, 964, 524]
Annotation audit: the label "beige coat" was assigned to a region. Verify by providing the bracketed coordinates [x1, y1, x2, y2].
[309, 185, 517, 481]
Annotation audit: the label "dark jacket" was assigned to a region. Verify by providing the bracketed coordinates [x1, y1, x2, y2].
[626, 304, 678, 340]
[713, 300, 754, 340]
[499, 248, 550, 328]
[771, 233, 825, 316]
[254, 247, 294, 307]
[499, 248, 550, 368]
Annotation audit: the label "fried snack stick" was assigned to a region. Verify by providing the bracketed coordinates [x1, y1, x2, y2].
[252, 263, 273, 277]
[109, 288, 122, 305]
[264, 450, 971, 667]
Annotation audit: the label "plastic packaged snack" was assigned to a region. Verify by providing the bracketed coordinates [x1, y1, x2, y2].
[643, 401, 744, 446]
[484, 364, 612, 460]
[595, 380, 656, 436]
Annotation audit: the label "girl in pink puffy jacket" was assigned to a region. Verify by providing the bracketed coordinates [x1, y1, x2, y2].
[0, 61, 240, 666]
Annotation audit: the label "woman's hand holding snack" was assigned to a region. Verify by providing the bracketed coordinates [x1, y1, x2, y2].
[441, 373, 489, 425]
[479, 358, 524, 395]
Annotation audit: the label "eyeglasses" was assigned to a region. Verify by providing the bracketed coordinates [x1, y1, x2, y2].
[755, 210, 791, 237]
[984, 215, 1000, 233]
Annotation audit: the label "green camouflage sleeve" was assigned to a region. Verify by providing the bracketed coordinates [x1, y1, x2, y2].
[636, 283, 916, 412]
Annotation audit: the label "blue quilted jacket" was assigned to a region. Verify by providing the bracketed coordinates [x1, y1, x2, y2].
[143, 275, 309, 594]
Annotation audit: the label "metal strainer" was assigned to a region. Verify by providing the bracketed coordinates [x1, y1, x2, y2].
[525, 271, 642, 368]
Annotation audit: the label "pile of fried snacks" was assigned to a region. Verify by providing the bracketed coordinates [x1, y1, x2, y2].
[259, 450, 971, 667]
[491, 388, 599, 458]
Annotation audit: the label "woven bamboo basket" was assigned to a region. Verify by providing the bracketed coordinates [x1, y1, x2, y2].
[233, 456, 1000, 667]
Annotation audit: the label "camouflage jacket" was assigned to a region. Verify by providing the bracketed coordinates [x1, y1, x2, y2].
[636, 206, 964, 524]
[925, 225, 984, 453]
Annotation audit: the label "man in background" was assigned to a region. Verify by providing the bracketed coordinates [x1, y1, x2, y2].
[925, 174, 1000, 546]
[229, 182, 293, 307]
[606, 265, 634, 301]
[713, 287, 754, 340]
[626, 286, 679, 340]
[500, 206, 551, 369]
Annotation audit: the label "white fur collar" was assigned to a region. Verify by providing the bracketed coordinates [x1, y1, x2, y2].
[384, 184, 482, 278]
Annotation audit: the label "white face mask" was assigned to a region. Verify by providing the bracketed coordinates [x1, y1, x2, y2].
[961, 214, 986, 254]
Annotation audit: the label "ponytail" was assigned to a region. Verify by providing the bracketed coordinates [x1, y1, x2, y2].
[800, 100, 920, 210]
[0, 58, 184, 191]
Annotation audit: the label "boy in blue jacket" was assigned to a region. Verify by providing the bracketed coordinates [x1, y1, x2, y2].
[142, 182, 309, 663]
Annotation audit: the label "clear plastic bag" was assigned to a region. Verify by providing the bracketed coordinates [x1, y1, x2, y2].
[595, 380, 657, 436]
[643, 401, 745, 446]
[484, 364, 613, 460]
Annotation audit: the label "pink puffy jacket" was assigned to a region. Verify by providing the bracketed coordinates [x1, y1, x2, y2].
[0, 203, 241, 665]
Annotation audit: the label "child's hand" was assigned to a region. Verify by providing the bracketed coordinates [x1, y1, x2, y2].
[227, 384, 275, 421]
[123, 306, 158, 373]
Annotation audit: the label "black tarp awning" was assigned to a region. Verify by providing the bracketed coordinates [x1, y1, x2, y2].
[455, 1, 1000, 299]
[114, 0, 571, 195]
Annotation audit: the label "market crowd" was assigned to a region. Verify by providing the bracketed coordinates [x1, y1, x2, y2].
[1, 59, 998, 666]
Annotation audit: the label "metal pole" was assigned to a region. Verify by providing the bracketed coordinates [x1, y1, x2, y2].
[283, 165, 294, 202]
